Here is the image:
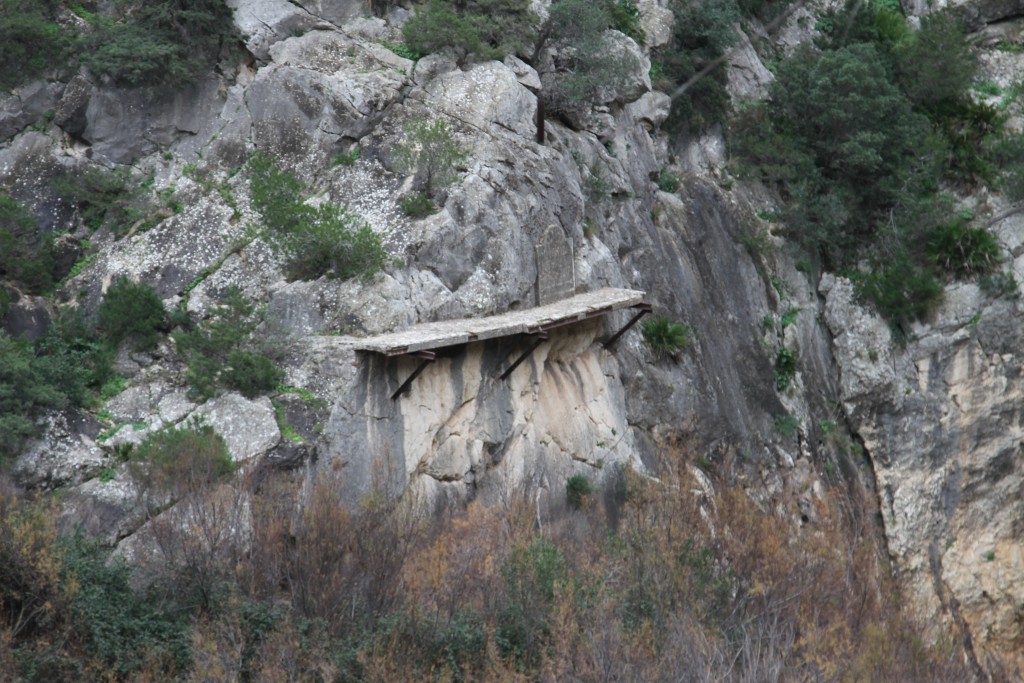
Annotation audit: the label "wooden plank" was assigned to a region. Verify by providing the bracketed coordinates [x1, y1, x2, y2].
[352, 287, 645, 356]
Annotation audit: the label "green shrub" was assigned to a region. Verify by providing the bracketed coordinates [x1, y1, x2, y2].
[657, 167, 680, 193]
[853, 255, 945, 325]
[652, 0, 739, 131]
[402, 0, 536, 65]
[333, 147, 362, 166]
[565, 474, 593, 509]
[926, 221, 1000, 278]
[399, 191, 435, 218]
[612, 0, 646, 45]
[0, 193, 54, 293]
[0, 333, 65, 462]
[53, 166, 148, 237]
[393, 119, 469, 199]
[248, 152, 388, 281]
[545, 0, 642, 113]
[129, 420, 234, 495]
[61, 535, 191, 678]
[0, 1, 71, 89]
[497, 538, 570, 667]
[96, 278, 166, 351]
[774, 347, 797, 391]
[78, 0, 236, 89]
[173, 287, 282, 401]
[642, 315, 691, 357]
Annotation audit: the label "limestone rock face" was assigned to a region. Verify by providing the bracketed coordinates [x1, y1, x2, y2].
[296, 321, 643, 512]
[825, 277, 1024, 673]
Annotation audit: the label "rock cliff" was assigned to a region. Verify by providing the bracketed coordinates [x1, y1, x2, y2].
[3, 0, 1024, 675]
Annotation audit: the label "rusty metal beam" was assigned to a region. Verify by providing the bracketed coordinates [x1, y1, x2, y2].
[391, 350, 437, 400]
[602, 302, 653, 350]
[499, 331, 548, 380]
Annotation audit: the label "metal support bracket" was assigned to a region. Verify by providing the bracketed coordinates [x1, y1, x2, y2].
[499, 331, 549, 380]
[602, 302, 653, 350]
[391, 350, 436, 400]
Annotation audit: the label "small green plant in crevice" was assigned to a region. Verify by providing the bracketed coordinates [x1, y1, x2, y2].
[657, 167, 680, 193]
[774, 413, 800, 436]
[381, 39, 422, 61]
[983, 550, 996, 562]
[583, 161, 612, 202]
[780, 307, 800, 329]
[566, 474, 593, 509]
[333, 147, 362, 166]
[774, 347, 797, 391]
[972, 80, 1003, 98]
[272, 400, 305, 444]
[642, 315, 691, 358]
[979, 271, 1019, 299]
[399, 191, 435, 218]
[173, 286, 283, 401]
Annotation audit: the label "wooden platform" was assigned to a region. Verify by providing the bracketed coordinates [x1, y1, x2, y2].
[354, 288, 646, 357]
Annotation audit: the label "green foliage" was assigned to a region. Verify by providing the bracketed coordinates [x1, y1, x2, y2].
[979, 271, 1019, 298]
[398, 191, 435, 218]
[393, 119, 469, 199]
[852, 253, 945, 324]
[53, 166, 148, 237]
[129, 420, 235, 494]
[774, 413, 800, 436]
[641, 315, 690, 357]
[731, 10, 1010, 326]
[565, 474, 593, 509]
[380, 39, 422, 61]
[926, 220, 1000, 278]
[248, 152, 388, 281]
[546, 0, 641, 112]
[402, 0, 536, 65]
[497, 537, 570, 665]
[0, 0, 71, 89]
[173, 286, 282, 401]
[656, 167, 680, 193]
[333, 147, 362, 166]
[96, 278, 166, 351]
[774, 347, 797, 391]
[894, 12, 976, 114]
[0, 333, 65, 462]
[61, 535, 191, 677]
[78, 0, 236, 89]
[612, 0, 646, 45]
[0, 193, 54, 293]
[652, 0, 739, 131]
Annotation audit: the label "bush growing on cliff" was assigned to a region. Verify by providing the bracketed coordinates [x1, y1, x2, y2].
[248, 152, 388, 281]
[96, 278, 166, 352]
[394, 119, 469, 200]
[0, 0, 70, 89]
[78, 0, 236, 88]
[0, 193, 55, 293]
[402, 0, 537, 65]
[173, 287, 282, 401]
[642, 315, 691, 357]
